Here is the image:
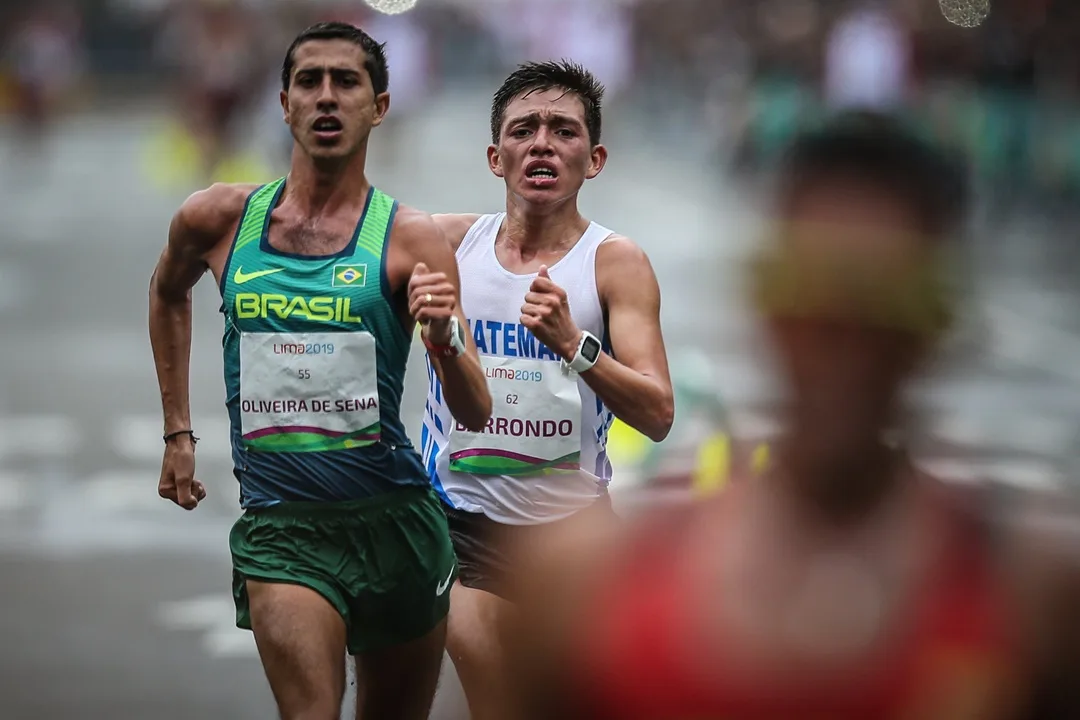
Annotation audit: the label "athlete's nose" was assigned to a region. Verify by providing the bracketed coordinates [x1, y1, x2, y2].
[316, 77, 338, 111]
[529, 126, 554, 155]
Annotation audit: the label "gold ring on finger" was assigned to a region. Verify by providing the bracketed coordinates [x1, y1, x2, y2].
[424, 293, 432, 305]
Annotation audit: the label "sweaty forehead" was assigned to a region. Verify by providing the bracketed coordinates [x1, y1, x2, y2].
[504, 88, 586, 125]
[292, 39, 367, 74]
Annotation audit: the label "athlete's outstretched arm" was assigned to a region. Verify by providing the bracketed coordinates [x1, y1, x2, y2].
[394, 210, 492, 432]
[522, 237, 674, 442]
[149, 184, 244, 508]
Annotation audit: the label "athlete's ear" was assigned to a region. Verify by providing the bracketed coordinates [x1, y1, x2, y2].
[280, 89, 290, 124]
[371, 91, 391, 128]
[586, 144, 608, 180]
[487, 144, 505, 179]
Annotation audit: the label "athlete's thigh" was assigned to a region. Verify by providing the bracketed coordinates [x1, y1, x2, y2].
[353, 618, 448, 720]
[246, 580, 348, 720]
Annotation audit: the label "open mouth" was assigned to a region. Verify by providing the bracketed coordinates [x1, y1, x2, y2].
[312, 117, 343, 136]
[525, 162, 558, 186]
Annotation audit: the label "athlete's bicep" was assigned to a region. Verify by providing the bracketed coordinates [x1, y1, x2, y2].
[598, 239, 672, 384]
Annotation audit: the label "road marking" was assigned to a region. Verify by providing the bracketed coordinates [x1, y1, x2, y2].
[156, 595, 258, 659]
[113, 415, 233, 462]
[0, 415, 81, 459]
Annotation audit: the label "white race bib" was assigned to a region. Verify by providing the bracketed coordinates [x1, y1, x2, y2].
[239, 331, 380, 453]
[449, 356, 581, 476]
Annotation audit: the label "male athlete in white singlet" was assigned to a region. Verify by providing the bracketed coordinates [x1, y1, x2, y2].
[420, 61, 674, 720]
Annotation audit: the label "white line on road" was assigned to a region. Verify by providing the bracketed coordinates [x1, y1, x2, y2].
[156, 595, 258, 659]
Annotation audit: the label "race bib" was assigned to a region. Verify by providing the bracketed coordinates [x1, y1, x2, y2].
[239, 331, 380, 453]
[449, 356, 581, 476]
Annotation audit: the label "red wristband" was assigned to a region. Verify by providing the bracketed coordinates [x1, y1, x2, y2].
[423, 334, 460, 359]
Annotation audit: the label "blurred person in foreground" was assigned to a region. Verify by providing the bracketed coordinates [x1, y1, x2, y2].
[503, 111, 1080, 719]
[148, 21, 491, 720]
[421, 60, 674, 720]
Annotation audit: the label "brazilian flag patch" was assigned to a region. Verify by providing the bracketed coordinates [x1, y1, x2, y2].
[332, 264, 368, 288]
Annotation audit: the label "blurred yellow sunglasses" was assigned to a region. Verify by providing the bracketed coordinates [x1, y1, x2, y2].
[747, 228, 955, 335]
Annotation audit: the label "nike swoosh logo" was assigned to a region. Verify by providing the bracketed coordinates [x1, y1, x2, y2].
[435, 564, 455, 596]
[233, 267, 284, 284]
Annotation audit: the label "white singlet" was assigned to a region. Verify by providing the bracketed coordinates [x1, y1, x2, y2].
[421, 213, 615, 525]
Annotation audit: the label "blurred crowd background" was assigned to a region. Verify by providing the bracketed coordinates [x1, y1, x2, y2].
[8, 0, 1080, 209]
[2, 1, 1079, 718]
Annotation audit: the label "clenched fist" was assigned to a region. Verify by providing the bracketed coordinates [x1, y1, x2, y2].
[520, 265, 582, 359]
[409, 262, 458, 345]
[158, 436, 207, 511]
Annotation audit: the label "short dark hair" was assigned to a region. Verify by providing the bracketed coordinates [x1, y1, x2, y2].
[778, 111, 969, 237]
[490, 60, 605, 146]
[281, 22, 389, 95]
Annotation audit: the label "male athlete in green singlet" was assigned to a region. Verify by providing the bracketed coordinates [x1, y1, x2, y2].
[148, 22, 492, 720]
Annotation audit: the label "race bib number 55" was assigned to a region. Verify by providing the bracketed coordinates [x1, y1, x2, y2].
[449, 356, 581, 476]
[239, 331, 380, 453]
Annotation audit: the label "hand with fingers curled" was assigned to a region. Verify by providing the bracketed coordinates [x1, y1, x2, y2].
[409, 262, 458, 345]
[520, 265, 582, 360]
[158, 436, 207, 511]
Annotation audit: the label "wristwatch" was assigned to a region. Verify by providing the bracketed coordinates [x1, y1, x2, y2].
[423, 315, 467, 359]
[562, 330, 602, 374]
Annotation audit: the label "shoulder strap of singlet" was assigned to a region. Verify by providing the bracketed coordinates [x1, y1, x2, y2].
[457, 213, 503, 256]
[354, 187, 396, 260]
[235, 178, 285, 253]
[219, 178, 285, 296]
